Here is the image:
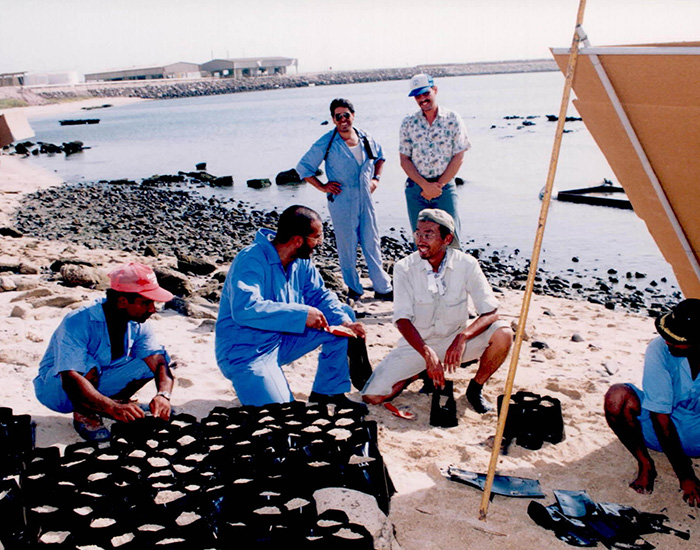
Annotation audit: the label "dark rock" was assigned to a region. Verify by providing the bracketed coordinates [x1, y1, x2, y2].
[14, 142, 30, 155]
[0, 227, 23, 238]
[0, 262, 20, 273]
[635, 272, 646, 278]
[59, 264, 107, 288]
[572, 257, 579, 262]
[195, 162, 207, 171]
[49, 258, 95, 272]
[211, 176, 233, 187]
[152, 266, 193, 297]
[212, 270, 228, 283]
[454, 177, 465, 186]
[176, 253, 217, 276]
[247, 178, 272, 189]
[62, 141, 85, 155]
[275, 168, 302, 186]
[571, 333, 584, 343]
[531, 341, 549, 350]
[108, 178, 137, 185]
[142, 174, 186, 186]
[144, 244, 159, 257]
[605, 301, 616, 310]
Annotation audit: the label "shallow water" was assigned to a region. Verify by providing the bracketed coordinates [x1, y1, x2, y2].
[26, 72, 679, 294]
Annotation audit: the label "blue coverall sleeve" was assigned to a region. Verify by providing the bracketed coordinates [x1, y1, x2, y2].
[301, 263, 352, 325]
[296, 133, 332, 180]
[373, 137, 385, 162]
[130, 322, 167, 361]
[52, 317, 100, 376]
[641, 338, 675, 414]
[230, 257, 309, 334]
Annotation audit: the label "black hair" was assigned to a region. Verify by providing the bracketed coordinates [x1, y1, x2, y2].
[274, 205, 321, 244]
[329, 98, 355, 116]
[438, 225, 452, 239]
[105, 288, 142, 305]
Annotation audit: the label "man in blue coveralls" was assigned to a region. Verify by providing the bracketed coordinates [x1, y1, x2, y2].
[34, 262, 175, 442]
[296, 98, 393, 303]
[604, 299, 700, 506]
[215, 204, 367, 408]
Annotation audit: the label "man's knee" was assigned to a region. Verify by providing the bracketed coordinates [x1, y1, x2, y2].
[362, 394, 386, 405]
[488, 326, 513, 356]
[604, 383, 640, 417]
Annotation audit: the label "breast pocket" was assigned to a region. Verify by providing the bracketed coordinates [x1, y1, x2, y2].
[412, 298, 436, 332]
[439, 297, 469, 334]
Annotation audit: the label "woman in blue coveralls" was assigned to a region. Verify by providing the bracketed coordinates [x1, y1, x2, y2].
[296, 98, 393, 302]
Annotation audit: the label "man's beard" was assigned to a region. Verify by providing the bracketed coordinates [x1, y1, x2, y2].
[669, 345, 696, 358]
[296, 241, 314, 259]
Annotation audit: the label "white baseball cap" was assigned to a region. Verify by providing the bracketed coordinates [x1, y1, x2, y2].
[408, 74, 434, 97]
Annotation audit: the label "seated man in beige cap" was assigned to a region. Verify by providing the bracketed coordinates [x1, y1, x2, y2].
[34, 262, 175, 441]
[362, 209, 512, 414]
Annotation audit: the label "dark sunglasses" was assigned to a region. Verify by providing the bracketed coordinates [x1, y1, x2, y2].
[334, 112, 352, 121]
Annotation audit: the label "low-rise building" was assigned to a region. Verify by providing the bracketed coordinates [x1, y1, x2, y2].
[85, 62, 201, 82]
[201, 57, 298, 78]
[0, 72, 26, 87]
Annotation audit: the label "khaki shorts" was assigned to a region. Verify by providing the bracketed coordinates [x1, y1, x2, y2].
[361, 320, 510, 396]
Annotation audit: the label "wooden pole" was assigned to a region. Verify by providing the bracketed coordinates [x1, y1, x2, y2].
[478, 0, 588, 520]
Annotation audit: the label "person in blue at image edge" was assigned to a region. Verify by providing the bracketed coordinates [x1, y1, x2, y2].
[215, 205, 367, 409]
[605, 299, 700, 507]
[33, 263, 175, 442]
[400, 73, 470, 245]
[296, 98, 393, 303]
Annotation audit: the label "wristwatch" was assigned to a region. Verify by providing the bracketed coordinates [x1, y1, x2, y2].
[156, 391, 171, 401]
[372, 175, 381, 181]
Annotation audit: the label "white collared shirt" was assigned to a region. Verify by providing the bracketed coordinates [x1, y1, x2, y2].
[393, 248, 498, 340]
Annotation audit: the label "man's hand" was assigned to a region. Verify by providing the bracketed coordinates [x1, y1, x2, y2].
[420, 181, 443, 200]
[149, 395, 172, 420]
[681, 476, 700, 507]
[369, 178, 379, 194]
[110, 402, 146, 423]
[324, 181, 342, 195]
[444, 333, 468, 373]
[306, 307, 329, 330]
[342, 321, 366, 339]
[423, 346, 446, 388]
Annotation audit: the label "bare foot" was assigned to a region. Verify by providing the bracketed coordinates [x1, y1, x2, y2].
[630, 461, 657, 494]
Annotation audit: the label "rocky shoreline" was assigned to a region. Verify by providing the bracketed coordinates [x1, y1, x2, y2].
[28, 60, 557, 102]
[6, 179, 680, 317]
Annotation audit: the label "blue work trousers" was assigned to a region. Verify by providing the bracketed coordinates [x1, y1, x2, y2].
[405, 178, 462, 244]
[329, 198, 392, 296]
[34, 358, 154, 414]
[231, 305, 355, 406]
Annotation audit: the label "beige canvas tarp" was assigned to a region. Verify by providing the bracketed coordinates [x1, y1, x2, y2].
[551, 42, 700, 298]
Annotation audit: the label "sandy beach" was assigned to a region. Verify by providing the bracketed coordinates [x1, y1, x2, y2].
[1, 100, 697, 549]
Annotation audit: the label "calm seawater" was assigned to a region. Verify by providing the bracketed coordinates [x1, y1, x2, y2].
[26, 72, 678, 292]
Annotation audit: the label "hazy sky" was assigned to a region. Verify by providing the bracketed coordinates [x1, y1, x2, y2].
[2, 0, 699, 75]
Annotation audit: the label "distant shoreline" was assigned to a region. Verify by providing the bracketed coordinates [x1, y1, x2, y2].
[13, 59, 558, 102]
